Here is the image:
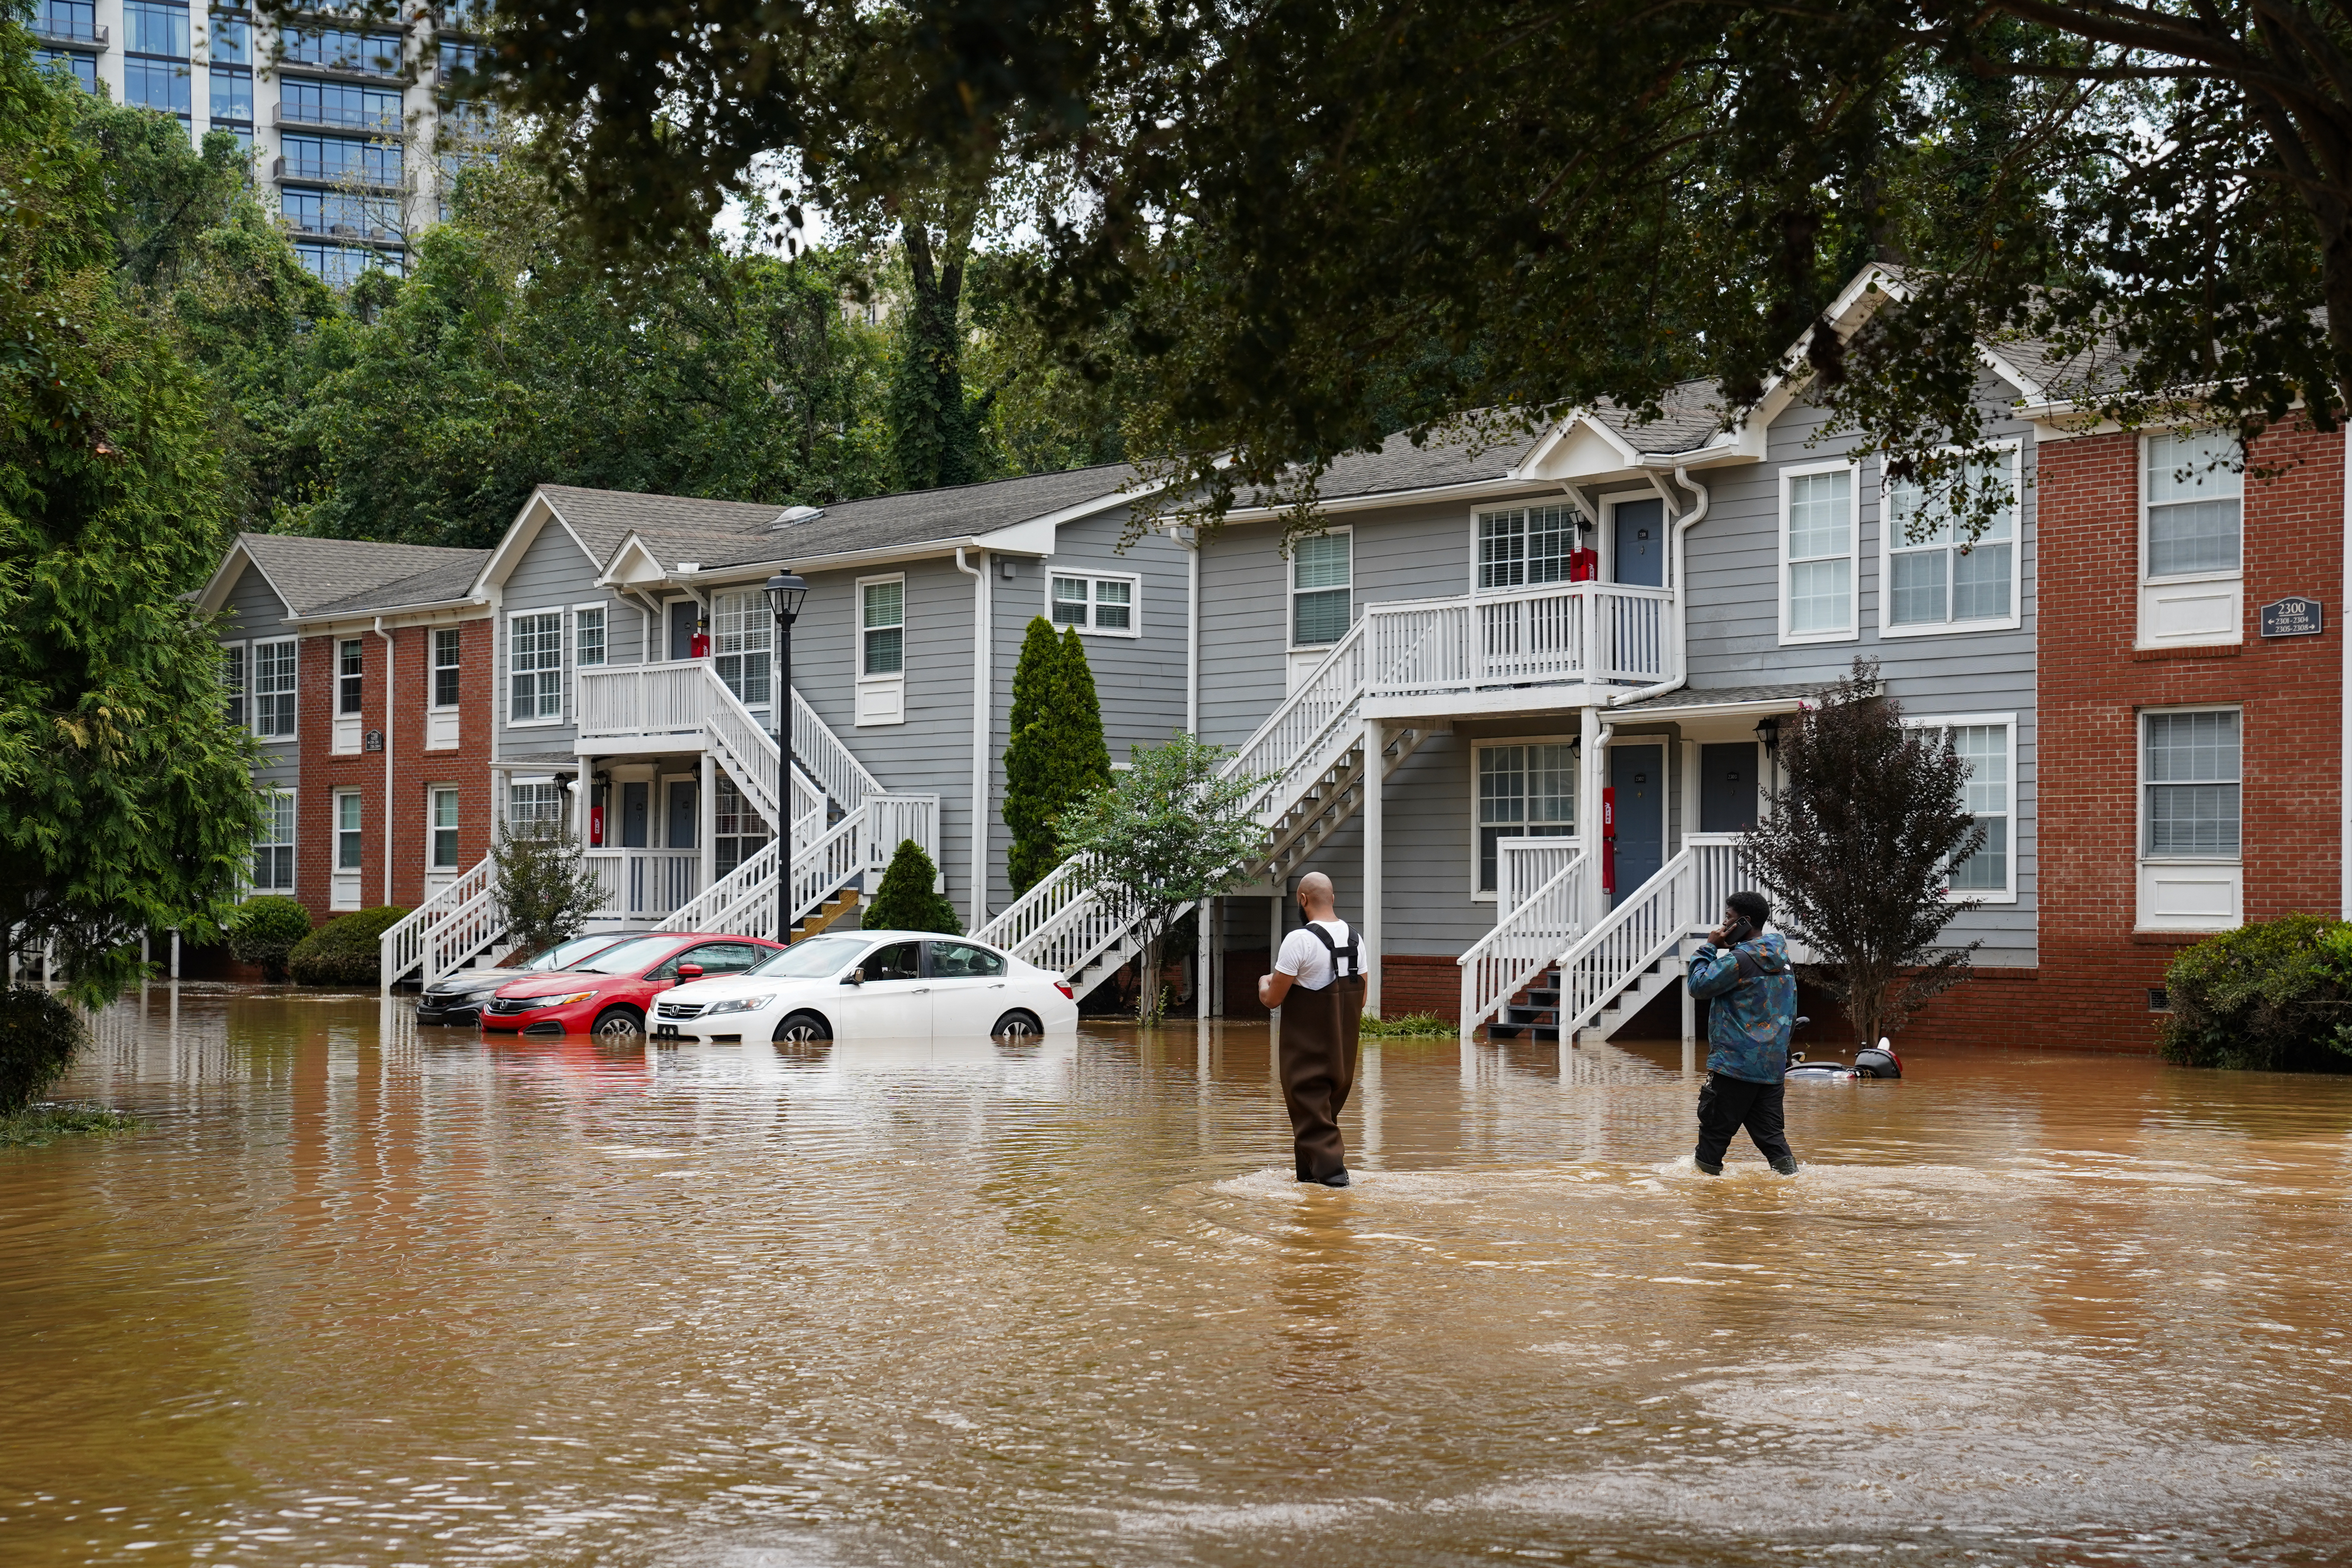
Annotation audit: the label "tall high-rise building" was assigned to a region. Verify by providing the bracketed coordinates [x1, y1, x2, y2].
[27, 0, 493, 286]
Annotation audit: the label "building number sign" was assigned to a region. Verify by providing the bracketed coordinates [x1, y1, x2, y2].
[2259, 597, 2325, 639]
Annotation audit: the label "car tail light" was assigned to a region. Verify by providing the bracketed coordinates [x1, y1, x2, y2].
[1055, 983, 1074, 999]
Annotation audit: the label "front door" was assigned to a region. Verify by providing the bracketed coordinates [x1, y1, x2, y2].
[1698, 742, 1760, 833]
[620, 782, 650, 848]
[1612, 497, 1666, 588]
[669, 600, 698, 661]
[1610, 743, 1665, 901]
[666, 780, 698, 850]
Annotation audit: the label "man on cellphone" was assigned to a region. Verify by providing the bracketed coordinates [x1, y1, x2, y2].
[1258, 871, 1364, 1187]
[1685, 889, 1801, 1177]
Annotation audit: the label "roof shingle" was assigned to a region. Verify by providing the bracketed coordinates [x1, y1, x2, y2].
[237, 534, 486, 618]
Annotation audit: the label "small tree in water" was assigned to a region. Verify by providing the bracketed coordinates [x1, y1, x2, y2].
[1057, 732, 1271, 1024]
[493, 820, 608, 955]
[1739, 659, 1983, 1049]
[861, 839, 962, 934]
[1002, 619, 1110, 893]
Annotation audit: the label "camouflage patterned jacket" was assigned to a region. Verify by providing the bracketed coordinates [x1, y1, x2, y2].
[1686, 932, 1798, 1084]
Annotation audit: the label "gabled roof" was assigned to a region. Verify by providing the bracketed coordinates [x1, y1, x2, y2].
[535, 486, 801, 566]
[307, 552, 490, 617]
[201, 533, 486, 619]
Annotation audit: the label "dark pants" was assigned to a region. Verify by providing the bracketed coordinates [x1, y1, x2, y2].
[1278, 976, 1362, 1181]
[1694, 1072, 1793, 1171]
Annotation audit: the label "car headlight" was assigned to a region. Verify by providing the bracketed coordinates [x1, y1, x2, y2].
[704, 995, 774, 1015]
[531, 991, 596, 1009]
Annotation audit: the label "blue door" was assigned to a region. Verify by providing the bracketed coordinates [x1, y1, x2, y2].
[620, 782, 650, 848]
[666, 780, 697, 849]
[1610, 744, 1665, 901]
[1613, 498, 1666, 588]
[1698, 742, 1759, 833]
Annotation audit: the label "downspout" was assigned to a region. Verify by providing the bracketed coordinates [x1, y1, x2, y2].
[1186, 527, 1200, 736]
[375, 617, 396, 906]
[1607, 464, 1712, 709]
[955, 546, 990, 932]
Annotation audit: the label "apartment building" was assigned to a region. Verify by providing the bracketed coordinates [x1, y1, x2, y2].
[28, 0, 490, 284]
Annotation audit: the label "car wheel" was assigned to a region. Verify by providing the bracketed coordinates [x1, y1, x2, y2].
[773, 1011, 831, 1043]
[592, 1006, 642, 1038]
[992, 1009, 1043, 1041]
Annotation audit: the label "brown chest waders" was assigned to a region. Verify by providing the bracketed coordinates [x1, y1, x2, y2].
[1278, 923, 1364, 1183]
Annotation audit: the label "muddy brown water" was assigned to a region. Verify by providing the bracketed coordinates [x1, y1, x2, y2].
[3, 989, 2351, 1566]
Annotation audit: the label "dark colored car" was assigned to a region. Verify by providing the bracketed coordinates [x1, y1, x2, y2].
[415, 930, 654, 1025]
[478, 933, 784, 1037]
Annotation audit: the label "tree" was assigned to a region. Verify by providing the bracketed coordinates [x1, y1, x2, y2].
[1001, 618, 1111, 892]
[1738, 660, 1983, 1050]
[861, 838, 961, 933]
[493, 822, 608, 955]
[1056, 732, 1272, 1024]
[0, 25, 267, 1006]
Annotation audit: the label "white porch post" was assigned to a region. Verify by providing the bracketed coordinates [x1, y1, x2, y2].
[1362, 717, 1384, 1018]
[698, 751, 716, 901]
[1268, 888, 1284, 1028]
[1196, 897, 1211, 1020]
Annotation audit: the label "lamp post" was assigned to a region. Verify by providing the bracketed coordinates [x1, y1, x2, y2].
[764, 571, 809, 943]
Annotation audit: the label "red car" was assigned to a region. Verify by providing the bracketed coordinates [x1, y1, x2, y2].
[479, 933, 785, 1038]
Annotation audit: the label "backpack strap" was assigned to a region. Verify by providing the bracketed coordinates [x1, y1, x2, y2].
[1306, 921, 1361, 980]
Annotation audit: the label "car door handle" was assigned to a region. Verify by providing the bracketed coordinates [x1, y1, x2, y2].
[912, 986, 930, 993]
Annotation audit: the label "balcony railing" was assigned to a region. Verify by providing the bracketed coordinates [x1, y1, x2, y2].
[586, 850, 702, 923]
[32, 14, 105, 46]
[275, 99, 404, 134]
[273, 153, 407, 190]
[1363, 581, 1677, 699]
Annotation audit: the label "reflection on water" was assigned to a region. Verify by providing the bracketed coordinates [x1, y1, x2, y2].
[4, 987, 2352, 1565]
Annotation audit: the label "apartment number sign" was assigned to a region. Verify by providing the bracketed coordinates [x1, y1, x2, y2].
[2259, 597, 2324, 638]
[364, 730, 385, 752]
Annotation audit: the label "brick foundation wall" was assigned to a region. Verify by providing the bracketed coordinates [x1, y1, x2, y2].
[2033, 422, 2343, 1051]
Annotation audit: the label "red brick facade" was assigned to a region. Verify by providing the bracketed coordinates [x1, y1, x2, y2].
[292, 618, 495, 922]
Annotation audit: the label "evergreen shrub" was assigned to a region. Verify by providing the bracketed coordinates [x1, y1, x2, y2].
[2160, 914, 2352, 1072]
[861, 841, 961, 935]
[288, 906, 411, 987]
[0, 987, 88, 1114]
[227, 896, 312, 980]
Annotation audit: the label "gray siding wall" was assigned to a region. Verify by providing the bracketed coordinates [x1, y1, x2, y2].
[496, 518, 610, 757]
[218, 561, 300, 792]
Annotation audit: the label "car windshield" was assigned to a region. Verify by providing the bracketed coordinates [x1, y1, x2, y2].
[742, 936, 867, 980]
[528, 933, 630, 971]
[571, 936, 684, 975]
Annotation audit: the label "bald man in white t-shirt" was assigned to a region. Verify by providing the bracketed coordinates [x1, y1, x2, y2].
[1258, 871, 1363, 1187]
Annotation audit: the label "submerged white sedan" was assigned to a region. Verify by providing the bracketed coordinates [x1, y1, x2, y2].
[647, 930, 1078, 1044]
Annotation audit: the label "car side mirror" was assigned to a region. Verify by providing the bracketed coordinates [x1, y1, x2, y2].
[677, 964, 704, 981]
[843, 968, 864, 986]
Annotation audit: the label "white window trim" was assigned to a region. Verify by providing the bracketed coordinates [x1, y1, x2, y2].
[221, 638, 248, 729]
[248, 785, 296, 896]
[2139, 432, 2245, 588]
[1467, 733, 1583, 902]
[1876, 442, 2025, 639]
[1287, 525, 1354, 653]
[571, 600, 610, 670]
[856, 572, 908, 684]
[506, 607, 566, 729]
[1777, 458, 1862, 647]
[1901, 711, 2020, 905]
[251, 635, 298, 743]
[2137, 703, 2243, 865]
[1469, 501, 1587, 596]
[426, 624, 464, 712]
[1044, 568, 1143, 637]
[336, 636, 367, 717]
[426, 783, 462, 871]
[331, 787, 365, 880]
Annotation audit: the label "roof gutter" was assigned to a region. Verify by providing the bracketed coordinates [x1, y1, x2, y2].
[954, 547, 992, 933]
[1607, 465, 1711, 709]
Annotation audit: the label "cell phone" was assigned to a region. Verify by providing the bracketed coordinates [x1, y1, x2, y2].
[1722, 916, 1753, 944]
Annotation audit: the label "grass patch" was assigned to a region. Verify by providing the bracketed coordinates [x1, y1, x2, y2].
[1359, 1011, 1456, 1038]
[0, 1102, 143, 1148]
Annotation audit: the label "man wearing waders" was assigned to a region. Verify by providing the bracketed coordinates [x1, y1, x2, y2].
[1685, 889, 1801, 1176]
[1257, 871, 1363, 1187]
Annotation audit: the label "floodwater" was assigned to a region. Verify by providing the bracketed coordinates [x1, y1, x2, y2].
[4, 992, 2352, 1567]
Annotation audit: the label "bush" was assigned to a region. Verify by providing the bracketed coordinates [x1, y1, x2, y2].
[1360, 1011, 1455, 1038]
[2160, 915, 2352, 1072]
[288, 906, 412, 987]
[861, 840, 961, 934]
[0, 987, 89, 1114]
[227, 896, 313, 981]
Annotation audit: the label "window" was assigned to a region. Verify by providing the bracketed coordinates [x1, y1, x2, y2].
[1048, 572, 1138, 635]
[1291, 531, 1352, 647]
[1885, 450, 2018, 631]
[509, 611, 562, 722]
[222, 643, 246, 729]
[926, 941, 1008, 978]
[338, 638, 365, 716]
[861, 578, 905, 677]
[714, 774, 769, 877]
[252, 638, 295, 737]
[125, 0, 192, 122]
[282, 24, 403, 75]
[1477, 505, 1575, 590]
[1904, 717, 2016, 897]
[279, 133, 401, 187]
[282, 188, 397, 242]
[439, 39, 484, 77]
[1474, 742, 1577, 893]
[207, 13, 247, 62]
[35, 48, 99, 88]
[507, 780, 563, 832]
[430, 787, 461, 870]
[573, 607, 605, 670]
[252, 789, 294, 891]
[294, 243, 379, 288]
[2145, 432, 2243, 580]
[36, 0, 100, 41]
[126, 56, 194, 119]
[281, 77, 401, 131]
[711, 589, 771, 704]
[210, 65, 252, 123]
[336, 791, 364, 871]
[432, 627, 461, 708]
[2144, 710, 2240, 857]
[1781, 464, 1856, 641]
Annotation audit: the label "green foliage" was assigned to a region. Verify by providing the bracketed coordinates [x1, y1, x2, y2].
[1739, 660, 1981, 1049]
[1358, 1011, 1454, 1039]
[0, 986, 87, 1114]
[1058, 732, 1273, 1023]
[886, 211, 989, 491]
[226, 895, 312, 981]
[288, 906, 411, 987]
[1002, 618, 1111, 891]
[0, 1101, 139, 1146]
[861, 839, 962, 934]
[493, 822, 608, 956]
[2160, 916, 2352, 1073]
[0, 24, 268, 1006]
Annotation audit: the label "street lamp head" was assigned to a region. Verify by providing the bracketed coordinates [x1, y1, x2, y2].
[764, 571, 809, 626]
[1754, 715, 1781, 757]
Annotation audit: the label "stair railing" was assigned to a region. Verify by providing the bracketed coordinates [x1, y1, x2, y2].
[378, 853, 495, 994]
[1555, 847, 1700, 1038]
[655, 838, 780, 936]
[1456, 850, 1592, 1038]
[793, 688, 882, 811]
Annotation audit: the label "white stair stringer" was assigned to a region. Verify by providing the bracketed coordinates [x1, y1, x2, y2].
[379, 854, 505, 994]
[656, 795, 943, 940]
